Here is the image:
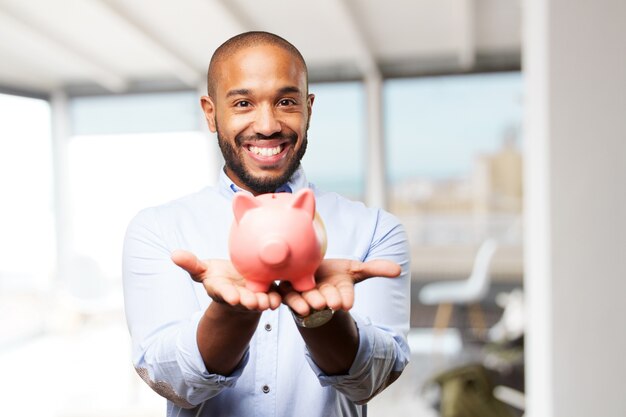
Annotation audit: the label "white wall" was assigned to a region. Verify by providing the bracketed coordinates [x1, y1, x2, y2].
[524, 1, 626, 416]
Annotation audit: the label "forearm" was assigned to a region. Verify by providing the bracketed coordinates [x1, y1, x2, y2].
[297, 310, 359, 375]
[302, 314, 410, 404]
[197, 302, 262, 375]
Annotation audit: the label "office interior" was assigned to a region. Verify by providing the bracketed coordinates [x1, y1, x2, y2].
[0, 1, 624, 416]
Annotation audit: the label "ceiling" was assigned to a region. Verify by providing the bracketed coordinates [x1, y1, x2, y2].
[0, 0, 521, 97]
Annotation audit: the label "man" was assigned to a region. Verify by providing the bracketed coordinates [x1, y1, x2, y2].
[123, 31, 411, 417]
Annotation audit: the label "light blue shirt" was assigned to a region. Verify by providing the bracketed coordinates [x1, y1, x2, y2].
[123, 166, 411, 417]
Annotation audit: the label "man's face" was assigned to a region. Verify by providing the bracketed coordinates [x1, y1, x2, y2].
[201, 44, 314, 194]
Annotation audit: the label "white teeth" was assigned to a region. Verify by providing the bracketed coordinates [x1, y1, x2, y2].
[249, 145, 281, 156]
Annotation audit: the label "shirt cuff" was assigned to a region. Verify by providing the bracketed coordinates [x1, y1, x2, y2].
[303, 313, 376, 386]
[177, 311, 249, 388]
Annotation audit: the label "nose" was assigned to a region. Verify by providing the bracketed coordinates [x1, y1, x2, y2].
[253, 105, 281, 137]
[259, 238, 290, 267]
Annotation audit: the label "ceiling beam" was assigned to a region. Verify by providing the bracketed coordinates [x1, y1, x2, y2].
[0, 83, 49, 100]
[0, 37, 59, 93]
[332, 0, 380, 78]
[0, 5, 127, 92]
[212, 0, 255, 32]
[95, 0, 201, 88]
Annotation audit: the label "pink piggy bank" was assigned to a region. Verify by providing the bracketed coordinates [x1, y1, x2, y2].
[228, 188, 327, 293]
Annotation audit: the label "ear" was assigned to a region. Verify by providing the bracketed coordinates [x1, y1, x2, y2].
[232, 193, 261, 223]
[200, 95, 217, 133]
[290, 188, 315, 219]
[306, 93, 315, 126]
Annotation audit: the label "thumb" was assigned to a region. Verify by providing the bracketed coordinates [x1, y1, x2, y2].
[171, 249, 207, 282]
[355, 259, 401, 282]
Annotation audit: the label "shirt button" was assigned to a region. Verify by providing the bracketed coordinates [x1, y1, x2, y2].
[262, 385, 270, 394]
[264, 323, 272, 331]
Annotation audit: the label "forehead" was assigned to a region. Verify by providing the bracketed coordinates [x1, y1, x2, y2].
[214, 44, 306, 96]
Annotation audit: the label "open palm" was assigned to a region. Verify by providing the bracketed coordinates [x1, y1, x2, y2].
[280, 258, 401, 316]
[171, 249, 281, 311]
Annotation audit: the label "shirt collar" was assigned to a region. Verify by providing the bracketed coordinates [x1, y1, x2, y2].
[218, 165, 309, 197]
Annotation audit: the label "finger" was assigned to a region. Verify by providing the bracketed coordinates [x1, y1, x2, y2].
[238, 287, 259, 310]
[302, 289, 328, 311]
[268, 291, 282, 310]
[352, 259, 401, 282]
[255, 292, 270, 311]
[318, 284, 343, 311]
[279, 282, 310, 316]
[265, 283, 283, 310]
[336, 281, 355, 311]
[207, 280, 240, 305]
[171, 249, 207, 281]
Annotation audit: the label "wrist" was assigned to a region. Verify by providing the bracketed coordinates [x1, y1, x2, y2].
[209, 301, 263, 319]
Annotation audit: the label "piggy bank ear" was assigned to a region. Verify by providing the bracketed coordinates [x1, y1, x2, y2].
[233, 193, 261, 224]
[290, 188, 315, 219]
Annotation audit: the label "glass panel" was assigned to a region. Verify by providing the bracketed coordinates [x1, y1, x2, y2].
[67, 131, 213, 280]
[0, 93, 54, 291]
[70, 91, 199, 135]
[384, 72, 524, 292]
[386, 72, 523, 183]
[304, 82, 365, 200]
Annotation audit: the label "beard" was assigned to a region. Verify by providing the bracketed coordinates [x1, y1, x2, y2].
[217, 127, 308, 194]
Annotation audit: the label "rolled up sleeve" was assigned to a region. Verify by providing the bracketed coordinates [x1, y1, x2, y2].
[304, 314, 410, 404]
[123, 207, 246, 408]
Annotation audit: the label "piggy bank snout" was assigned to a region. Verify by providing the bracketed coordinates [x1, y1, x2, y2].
[259, 238, 290, 267]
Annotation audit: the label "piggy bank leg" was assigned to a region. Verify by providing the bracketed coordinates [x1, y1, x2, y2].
[290, 275, 316, 292]
[245, 279, 272, 293]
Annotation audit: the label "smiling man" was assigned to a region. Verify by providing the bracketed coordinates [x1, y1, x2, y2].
[205, 35, 311, 194]
[123, 31, 411, 417]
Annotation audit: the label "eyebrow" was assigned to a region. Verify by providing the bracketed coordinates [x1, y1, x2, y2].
[278, 86, 302, 95]
[225, 86, 303, 98]
[225, 88, 251, 98]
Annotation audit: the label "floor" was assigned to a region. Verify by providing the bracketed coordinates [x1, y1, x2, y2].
[369, 328, 524, 417]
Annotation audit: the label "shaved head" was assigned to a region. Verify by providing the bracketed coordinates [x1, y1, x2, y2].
[207, 31, 308, 98]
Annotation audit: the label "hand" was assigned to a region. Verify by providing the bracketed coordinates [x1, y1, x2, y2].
[171, 249, 281, 311]
[279, 258, 401, 316]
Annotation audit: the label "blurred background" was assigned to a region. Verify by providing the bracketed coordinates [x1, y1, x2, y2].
[1, 1, 623, 416]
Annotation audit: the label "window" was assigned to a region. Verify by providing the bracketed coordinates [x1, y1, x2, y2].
[65, 91, 216, 280]
[0, 93, 54, 290]
[304, 82, 365, 200]
[384, 72, 523, 278]
[67, 131, 213, 280]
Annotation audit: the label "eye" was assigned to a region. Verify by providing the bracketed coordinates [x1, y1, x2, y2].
[235, 100, 250, 108]
[278, 99, 296, 106]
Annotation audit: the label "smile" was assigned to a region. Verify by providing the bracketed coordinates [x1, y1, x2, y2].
[248, 144, 284, 156]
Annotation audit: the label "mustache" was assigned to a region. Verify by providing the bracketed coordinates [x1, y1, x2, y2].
[235, 132, 298, 146]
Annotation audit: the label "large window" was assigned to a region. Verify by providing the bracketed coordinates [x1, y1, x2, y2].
[385, 72, 523, 278]
[0, 93, 54, 290]
[1, 92, 210, 416]
[385, 72, 523, 183]
[66, 91, 216, 281]
[304, 82, 365, 200]
[0, 93, 57, 410]
[67, 131, 213, 280]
